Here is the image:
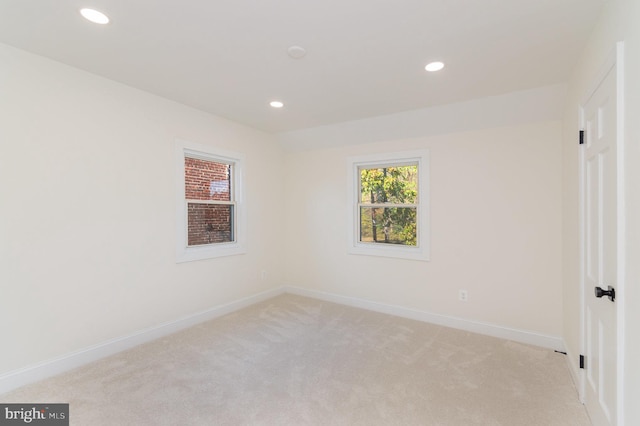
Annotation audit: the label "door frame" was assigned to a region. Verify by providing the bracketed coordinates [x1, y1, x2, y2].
[578, 41, 626, 425]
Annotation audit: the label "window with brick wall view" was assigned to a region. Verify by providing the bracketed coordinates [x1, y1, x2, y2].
[184, 156, 234, 246]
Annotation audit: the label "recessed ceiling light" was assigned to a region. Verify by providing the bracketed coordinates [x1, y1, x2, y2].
[270, 101, 284, 108]
[80, 8, 110, 25]
[425, 61, 445, 72]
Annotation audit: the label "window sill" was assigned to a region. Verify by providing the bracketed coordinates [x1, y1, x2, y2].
[176, 243, 246, 263]
[348, 243, 429, 261]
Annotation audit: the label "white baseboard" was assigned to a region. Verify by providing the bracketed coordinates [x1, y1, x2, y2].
[564, 347, 584, 402]
[0, 287, 285, 395]
[284, 286, 565, 352]
[1, 284, 565, 395]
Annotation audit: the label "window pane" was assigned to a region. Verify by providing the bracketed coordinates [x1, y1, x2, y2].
[359, 165, 417, 204]
[185, 157, 231, 201]
[187, 203, 234, 245]
[360, 207, 417, 246]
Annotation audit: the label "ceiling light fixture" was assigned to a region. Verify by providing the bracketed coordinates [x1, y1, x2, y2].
[270, 101, 284, 108]
[287, 46, 307, 59]
[425, 61, 445, 72]
[80, 8, 110, 24]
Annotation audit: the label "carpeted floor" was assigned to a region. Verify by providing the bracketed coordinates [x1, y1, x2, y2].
[1, 294, 591, 425]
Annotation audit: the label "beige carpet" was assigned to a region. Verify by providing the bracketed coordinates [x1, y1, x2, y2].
[1, 294, 590, 425]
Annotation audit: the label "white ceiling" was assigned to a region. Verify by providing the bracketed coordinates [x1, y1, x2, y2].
[0, 0, 604, 133]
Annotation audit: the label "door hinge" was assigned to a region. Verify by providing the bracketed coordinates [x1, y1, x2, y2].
[580, 355, 585, 369]
[579, 130, 585, 145]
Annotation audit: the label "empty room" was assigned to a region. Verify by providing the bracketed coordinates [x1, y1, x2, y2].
[1, 0, 639, 425]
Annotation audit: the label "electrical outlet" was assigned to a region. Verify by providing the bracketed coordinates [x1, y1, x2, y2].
[459, 290, 468, 302]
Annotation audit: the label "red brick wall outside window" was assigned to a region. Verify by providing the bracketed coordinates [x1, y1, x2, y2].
[184, 157, 233, 245]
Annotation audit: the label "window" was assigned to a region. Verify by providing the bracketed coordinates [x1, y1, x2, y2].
[176, 140, 245, 262]
[185, 156, 234, 245]
[347, 150, 429, 261]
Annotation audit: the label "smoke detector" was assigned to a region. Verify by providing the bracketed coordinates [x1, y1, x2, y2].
[287, 46, 307, 59]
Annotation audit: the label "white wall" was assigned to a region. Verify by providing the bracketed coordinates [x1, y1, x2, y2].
[282, 99, 564, 339]
[561, 0, 640, 424]
[0, 43, 285, 375]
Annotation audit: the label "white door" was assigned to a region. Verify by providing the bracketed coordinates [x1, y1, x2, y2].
[582, 62, 618, 426]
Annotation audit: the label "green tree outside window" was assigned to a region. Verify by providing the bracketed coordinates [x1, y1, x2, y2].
[359, 165, 418, 246]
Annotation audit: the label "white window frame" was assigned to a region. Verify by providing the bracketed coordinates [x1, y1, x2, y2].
[176, 139, 246, 262]
[347, 150, 429, 261]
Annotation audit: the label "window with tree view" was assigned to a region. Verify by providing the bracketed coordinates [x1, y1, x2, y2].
[359, 164, 418, 246]
[348, 150, 428, 261]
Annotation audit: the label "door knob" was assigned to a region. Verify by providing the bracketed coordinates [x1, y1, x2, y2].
[595, 286, 616, 302]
